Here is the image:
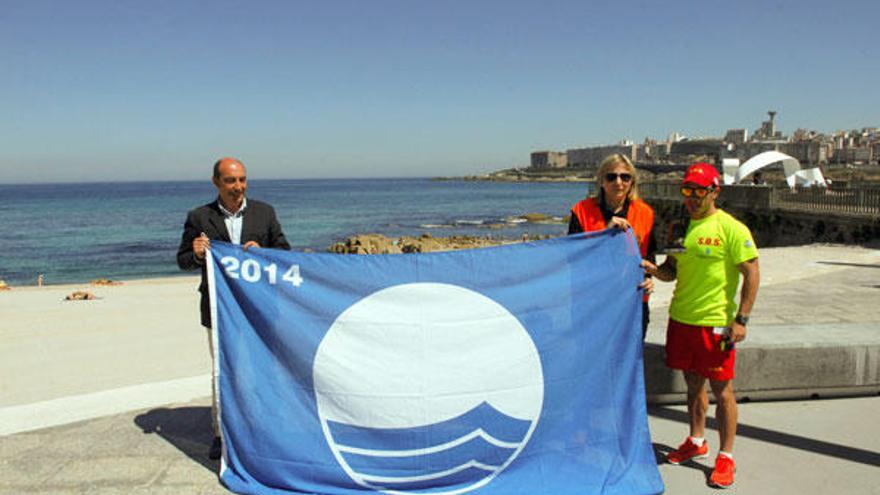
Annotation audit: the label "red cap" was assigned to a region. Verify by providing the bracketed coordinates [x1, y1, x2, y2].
[682, 163, 720, 188]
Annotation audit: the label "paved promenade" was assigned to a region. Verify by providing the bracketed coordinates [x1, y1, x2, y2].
[1, 244, 878, 494]
[2, 395, 878, 494]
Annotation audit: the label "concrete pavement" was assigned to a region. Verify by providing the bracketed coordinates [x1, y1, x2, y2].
[2, 396, 877, 494]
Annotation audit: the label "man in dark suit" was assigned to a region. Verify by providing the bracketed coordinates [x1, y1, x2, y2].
[177, 157, 291, 460]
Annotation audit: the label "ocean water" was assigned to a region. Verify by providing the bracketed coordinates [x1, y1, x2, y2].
[0, 178, 592, 285]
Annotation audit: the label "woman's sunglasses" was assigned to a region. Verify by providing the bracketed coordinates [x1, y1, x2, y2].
[605, 173, 633, 183]
[680, 186, 714, 198]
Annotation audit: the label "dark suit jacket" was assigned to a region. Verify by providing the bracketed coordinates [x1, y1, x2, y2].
[177, 199, 291, 327]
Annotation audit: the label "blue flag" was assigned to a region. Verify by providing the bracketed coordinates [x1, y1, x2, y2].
[207, 231, 663, 495]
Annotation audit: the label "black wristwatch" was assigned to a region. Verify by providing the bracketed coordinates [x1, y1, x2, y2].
[734, 314, 749, 326]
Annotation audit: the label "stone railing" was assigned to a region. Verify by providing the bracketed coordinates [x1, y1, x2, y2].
[640, 182, 880, 219]
[772, 186, 880, 217]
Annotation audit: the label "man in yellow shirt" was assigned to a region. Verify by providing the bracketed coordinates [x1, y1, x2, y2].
[643, 163, 760, 489]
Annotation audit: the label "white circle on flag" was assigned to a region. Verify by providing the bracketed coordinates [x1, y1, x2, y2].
[314, 283, 544, 495]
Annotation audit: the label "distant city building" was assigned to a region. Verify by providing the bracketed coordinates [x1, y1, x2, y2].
[723, 129, 748, 144]
[735, 141, 778, 159]
[669, 139, 724, 162]
[779, 141, 828, 165]
[527, 112, 877, 170]
[753, 110, 783, 141]
[566, 144, 636, 168]
[836, 147, 873, 164]
[792, 128, 819, 141]
[637, 138, 671, 162]
[530, 151, 568, 169]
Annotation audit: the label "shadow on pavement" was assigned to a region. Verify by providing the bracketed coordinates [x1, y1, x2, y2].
[648, 405, 880, 467]
[134, 406, 219, 472]
[653, 442, 713, 477]
[816, 261, 880, 269]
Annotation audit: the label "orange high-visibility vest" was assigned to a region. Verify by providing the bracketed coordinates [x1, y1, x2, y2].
[571, 197, 655, 302]
[571, 197, 654, 257]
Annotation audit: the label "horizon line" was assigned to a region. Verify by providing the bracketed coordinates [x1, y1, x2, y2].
[0, 176, 455, 187]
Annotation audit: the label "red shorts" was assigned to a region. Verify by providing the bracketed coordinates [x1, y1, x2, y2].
[665, 319, 736, 381]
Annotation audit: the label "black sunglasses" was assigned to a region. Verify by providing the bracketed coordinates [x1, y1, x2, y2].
[605, 173, 633, 183]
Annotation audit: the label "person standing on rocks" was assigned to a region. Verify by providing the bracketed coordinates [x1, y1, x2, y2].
[568, 152, 657, 338]
[177, 157, 291, 460]
[642, 163, 760, 489]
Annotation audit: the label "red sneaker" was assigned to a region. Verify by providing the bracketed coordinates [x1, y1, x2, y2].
[666, 437, 709, 464]
[709, 455, 736, 488]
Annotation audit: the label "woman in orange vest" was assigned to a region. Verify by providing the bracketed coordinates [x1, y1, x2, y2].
[568, 153, 657, 338]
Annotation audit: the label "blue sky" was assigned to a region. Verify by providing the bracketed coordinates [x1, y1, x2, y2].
[1, 0, 877, 183]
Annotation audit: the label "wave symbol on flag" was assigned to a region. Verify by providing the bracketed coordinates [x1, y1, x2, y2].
[313, 283, 544, 495]
[327, 401, 532, 492]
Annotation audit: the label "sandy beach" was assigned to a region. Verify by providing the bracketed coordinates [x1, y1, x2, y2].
[1, 276, 206, 409]
[1, 243, 878, 432]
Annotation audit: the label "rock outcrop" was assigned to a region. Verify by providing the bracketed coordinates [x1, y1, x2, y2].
[329, 233, 553, 254]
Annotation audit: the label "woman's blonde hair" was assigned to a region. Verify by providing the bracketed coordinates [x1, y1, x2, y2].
[595, 153, 639, 202]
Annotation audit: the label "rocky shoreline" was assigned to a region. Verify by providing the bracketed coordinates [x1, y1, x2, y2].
[329, 231, 558, 254]
[328, 212, 566, 254]
[435, 168, 590, 182]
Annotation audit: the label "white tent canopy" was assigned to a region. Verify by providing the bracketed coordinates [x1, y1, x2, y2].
[733, 151, 827, 188]
[722, 158, 741, 185]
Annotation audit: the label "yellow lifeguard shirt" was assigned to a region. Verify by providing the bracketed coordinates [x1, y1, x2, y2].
[669, 209, 758, 327]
